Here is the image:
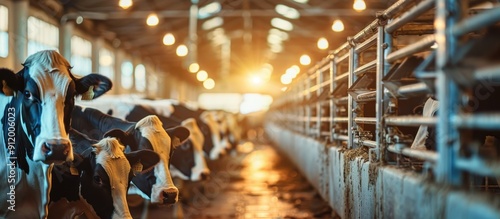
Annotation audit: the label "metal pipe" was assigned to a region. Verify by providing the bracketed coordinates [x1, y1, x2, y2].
[354, 117, 377, 124]
[452, 7, 500, 37]
[334, 43, 350, 55]
[397, 82, 430, 96]
[355, 34, 377, 53]
[386, 35, 435, 63]
[474, 64, 500, 81]
[387, 145, 438, 162]
[456, 157, 500, 177]
[335, 134, 349, 141]
[333, 117, 349, 123]
[356, 91, 377, 101]
[385, 0, 435, 33]
[354, 60, 377, 76]
[335, 72, 349, 82]
[381, 0, 419, 20]
[385, 116, 437, 126]
[452, 113, 500, 130]
[354, 139, 377, 148]
[335, 97, 349, 104]
[335, 53, 350, 64]
[353, 20, 379, 43]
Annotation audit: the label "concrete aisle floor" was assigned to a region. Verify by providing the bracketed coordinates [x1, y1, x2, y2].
[129, 137, 336, 219]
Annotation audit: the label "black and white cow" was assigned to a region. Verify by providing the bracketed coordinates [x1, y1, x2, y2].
[0, 50, 112, 218]
[71, 105, 189, 204]
[49, 129, 160, 219]
[76, 98, 211, 181]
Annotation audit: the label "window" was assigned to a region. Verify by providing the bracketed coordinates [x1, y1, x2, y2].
[27, 16, 59, 56]
[70, 36, 92, 76]
[134, 64, 146, 92]
[99, 48, 114, 81]
[147, 73, 158, 95]
[121, 61, 133, 89]
[0, 5, 8, 58]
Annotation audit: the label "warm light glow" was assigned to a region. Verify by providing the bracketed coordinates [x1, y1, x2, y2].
[197, 70, 208, 81]
[249, 74, 264, 85]
[271, 18, 293, 31]
[300, 54, 311, 65]
[189, 63, 200, 73]
[146, 13, 159, 26]
[163, 33, 175, 45]
[275, 4, 300, 19]
[198, 1, 222, 19]
[293, 0, 308, 3]
[353, 0, 366, 11]
[203, 78, 215, 89]
[317, 37, 329, 50]
[202, 17, 223, 30]
[331, 19, 344, 32]
[286, 65, 300, 78]
[281, 74, 292, 85]
[119, 0, 133, 9]
[176, 44, 188, 57]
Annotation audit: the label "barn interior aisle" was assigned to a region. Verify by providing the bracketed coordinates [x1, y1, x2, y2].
[129, 128, 335, 219]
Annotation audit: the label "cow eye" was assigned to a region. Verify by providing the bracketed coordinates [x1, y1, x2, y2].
[93, 175, 103, 185]
[24, 91, 33, 100]
[181, 143, 190, 150]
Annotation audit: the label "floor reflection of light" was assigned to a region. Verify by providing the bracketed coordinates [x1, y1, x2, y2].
[237, 141, 255, 153]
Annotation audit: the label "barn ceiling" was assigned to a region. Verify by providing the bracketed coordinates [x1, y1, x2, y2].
[43, 0, 396, 95]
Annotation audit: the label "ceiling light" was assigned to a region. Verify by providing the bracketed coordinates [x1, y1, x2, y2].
[198, 2, 221, 19]
[146, 13, 159, 26]
[202, 17, 223, 30]
[250, 74, 264, 85]
[317, 37, 329, 50]
[293, 0, 308, 3]
[176, 44, 188, 57]
[331, 19, 344, 32]
[163, 33, 175, 45]
[189, 63, 200, 73]
[271, 18, 293, 31]
[353, 0, 366, 12]
[269, 28, 289, 41]
[203, 78, 215, 89]
[119, 0, 133, 9]
[76, 16, 84, 24]
[197, 70, 208, 81]
[300, 54, 311, 65]
[275, 4, 300, 19]
[281, 74, 292, 85]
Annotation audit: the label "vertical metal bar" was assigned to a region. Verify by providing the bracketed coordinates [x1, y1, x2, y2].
[348, 46, 358, 149]
[435, 0, 462, 185]
[317, 68, 323, 138]
[306, 78, 311, 135]
[375, 25, 385, 162]
[187, 0, 198, 67]
[330, 54, 336, 143]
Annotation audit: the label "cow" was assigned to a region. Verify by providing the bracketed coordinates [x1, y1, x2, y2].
[49, 129, 160, 219]
[76, 98, 212, 180]
[71, 105, 190, 204]
[0, 50, 112, 218]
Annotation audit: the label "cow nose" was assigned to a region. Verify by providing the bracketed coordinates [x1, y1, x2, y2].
[201, 172, 210, 181]
[162, 188, 179, 205]
[42, 139, 71, 163]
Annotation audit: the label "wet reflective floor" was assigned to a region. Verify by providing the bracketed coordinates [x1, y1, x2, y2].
[130, 138, 335, 219]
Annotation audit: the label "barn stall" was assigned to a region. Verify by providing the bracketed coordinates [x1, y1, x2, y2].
[1, 0, 500, 218]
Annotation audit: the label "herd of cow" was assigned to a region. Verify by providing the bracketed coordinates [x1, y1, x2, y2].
[0, 50, 244, 219]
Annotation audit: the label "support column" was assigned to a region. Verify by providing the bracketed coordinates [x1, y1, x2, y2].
[59, 21, 73, 59]
[91, 38, 103, 73]
[12, 0, 28, 67]
[186, 0, 198, 68]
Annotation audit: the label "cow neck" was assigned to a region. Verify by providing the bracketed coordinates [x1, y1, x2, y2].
[69, 129, 97, 157]
[83, 107, 135, 134]
[126, 105, 181, 128]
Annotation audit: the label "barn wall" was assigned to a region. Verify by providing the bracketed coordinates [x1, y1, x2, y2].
[265, 123, 500, 219]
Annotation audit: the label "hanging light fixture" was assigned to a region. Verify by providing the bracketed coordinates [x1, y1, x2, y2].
[119, 0, 133, 9]
[189, 63, 200, 73]
[300, 54, 311, 65]
[146, 13, 159, 26]
[163, 33, 175, 45]
[197, 70, 208, 81]
[317, 37, 329, 50]
[331, 19, 344, 32]
[176, 44, 188, 57]
[203, 78, 215, 89]
[353, 0, 366, 12]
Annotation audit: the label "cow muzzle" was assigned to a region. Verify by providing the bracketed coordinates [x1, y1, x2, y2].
[41, 139, 71, 164]
[161, 188, 179, 205]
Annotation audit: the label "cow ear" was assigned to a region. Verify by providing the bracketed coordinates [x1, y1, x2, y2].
[0, 68, 23, 96]
[166, 126, 190, 148]
[104, 129, 132, 147]
[125, 149, 160, 174]
[75, 74, 112, 100]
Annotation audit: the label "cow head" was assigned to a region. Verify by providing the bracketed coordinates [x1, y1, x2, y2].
[200, 111, 228, 160]
[106, 116, 189, 205]
[181, 118, 210, 181]
[0, 50, 112, 167]
[77, 137, 159, 219]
